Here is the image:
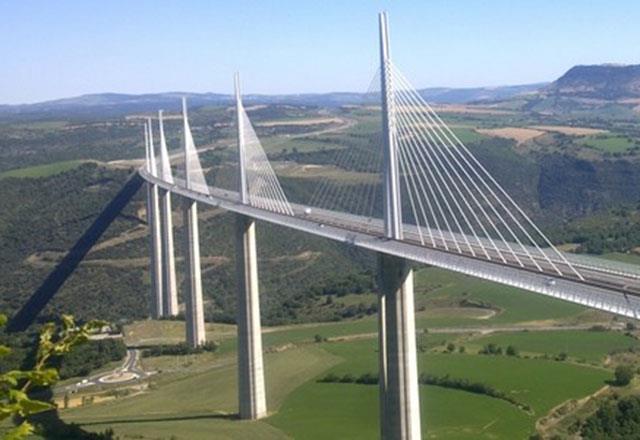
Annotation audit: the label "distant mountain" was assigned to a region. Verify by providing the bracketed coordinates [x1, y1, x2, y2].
[417, 83, 545, 104]
[0, 83, 546, 121]
[545, 64, 640, 100]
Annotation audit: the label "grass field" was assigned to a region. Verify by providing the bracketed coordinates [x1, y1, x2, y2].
[449, 126, 488, 144]
[331, 265, 591, 329]
[602, 252, 640, 265]
[472, 329, 640, 363]
[64, 345, 339, 439]
[578, 134, 637, 153]
[413, 267, 586, 325]
[55, 262, 608, 440]
[61, 310, 619, 440]
[0, 160, 88, 178]
[268, 337, 610, 439]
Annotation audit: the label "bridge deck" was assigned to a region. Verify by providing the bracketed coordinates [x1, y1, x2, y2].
[141, 169, 640, 319]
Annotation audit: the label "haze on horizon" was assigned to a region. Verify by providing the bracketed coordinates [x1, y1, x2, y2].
[1, 0, 639, 105]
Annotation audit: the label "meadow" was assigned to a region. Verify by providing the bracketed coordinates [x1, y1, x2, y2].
[5, 102, 640, 439]
[269, 338, 611, 439]
[578, 133, 638, 153]
[472, 329, 640, 363]
[59, 270, 627, 440]
[0, 159, 88, 179]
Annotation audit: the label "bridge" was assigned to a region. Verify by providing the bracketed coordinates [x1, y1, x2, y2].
[10, 12, 640, 440]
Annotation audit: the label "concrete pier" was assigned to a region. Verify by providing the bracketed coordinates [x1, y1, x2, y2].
[378, 253, 421, 440]
[145, 121, 164, 319]
[235, 214, 267, 420]
[378, 280, 388, 439]
[146, 183, 163, 319]
[183, 199, 206, 347]
[159, 188, 178, 316]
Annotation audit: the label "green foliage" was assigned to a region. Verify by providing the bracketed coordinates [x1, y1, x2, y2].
[475, 329, 640, 363]
[0, 161, 87, 179]
[317, 371, 530, 411]
[551, 209, 640, 255]
[614, 364, 634, 386]
[578, 134, 638, 154]
[141, 341, 218, 358]
[0, 314, 104, 439]
[310, 272, 375, 297]
[480, 343, 503, 355]
[581, 395, 640, 439]
[57, 338, 126, 379]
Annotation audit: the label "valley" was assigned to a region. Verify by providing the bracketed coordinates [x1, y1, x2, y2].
[5, 64, 640, 438]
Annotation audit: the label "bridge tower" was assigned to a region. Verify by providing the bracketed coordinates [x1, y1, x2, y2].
[234, 73, 268, 420]
[181, 99, 206, 347]
[145, 121, 164, 319]
[377, 12, 422, 440]
[157, 111, 179, 317]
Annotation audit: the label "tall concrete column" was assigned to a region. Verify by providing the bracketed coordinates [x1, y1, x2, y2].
[235, 214, 267, 420]
[378, 253, 421, 440]
[144, 121, 163, 319]
[159, 188, 178, 316]
[183, 198, 205, 347]
[378, 281, 388, 439]
[146, 182, 163, 319]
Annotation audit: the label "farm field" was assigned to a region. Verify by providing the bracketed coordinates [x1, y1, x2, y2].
[5, 101, 640, 439]
[578, 133, 638, 153]
[472, 329, 640, 363]
[269, 338, 611, 439]
[60, 279, 626, 440]
[0, 159, 88, 179]
[602, 251, 640, 265]
[412, 267, 587, 325]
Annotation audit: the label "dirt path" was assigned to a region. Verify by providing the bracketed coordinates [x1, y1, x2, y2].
[286, 117, 356, 139]
[536, 385, 610, 437]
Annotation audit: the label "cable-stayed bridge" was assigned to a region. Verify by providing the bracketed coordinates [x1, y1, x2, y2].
[9, 12, 640, 440]
[138, 13, 640, 440]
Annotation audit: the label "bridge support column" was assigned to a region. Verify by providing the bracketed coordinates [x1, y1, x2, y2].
[183, 198, 205, 347]
[146, 182, 163, 319]
[378, 253, 421, 440]
[159, 188, 178, 317]
[235, 214, 267, 420]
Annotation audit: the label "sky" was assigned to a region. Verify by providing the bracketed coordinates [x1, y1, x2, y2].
[1, 0, 640, 104]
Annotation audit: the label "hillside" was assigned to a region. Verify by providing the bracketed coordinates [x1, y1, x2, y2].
[545, 64, 640, 100]
[0, 84, 544, 121]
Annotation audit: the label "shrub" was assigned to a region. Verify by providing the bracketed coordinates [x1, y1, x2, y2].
[581, 395, 640, 438]
[339, 374, 355, 383]
[480, 343, 501, 355]
[355, 373, 378, 385]
[141, 341, 218, 358]
[589, 325, 607, 332]
[318, 373, 340, 383]
[614, 365, 634, 386]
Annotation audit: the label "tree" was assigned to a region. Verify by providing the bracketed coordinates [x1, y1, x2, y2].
[0, 314, 104, 439]
[506, 345, 518, 356]
[446, 343, 456, 353]
[614, 365, 634, 386]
